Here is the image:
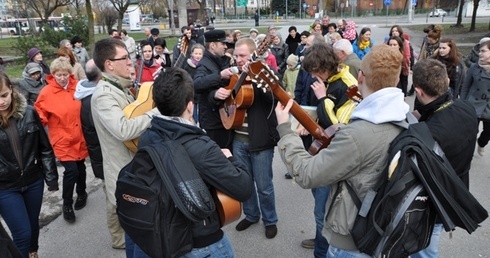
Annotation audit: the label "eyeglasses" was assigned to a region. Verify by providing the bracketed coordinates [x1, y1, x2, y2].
[109, 56, 129, 62]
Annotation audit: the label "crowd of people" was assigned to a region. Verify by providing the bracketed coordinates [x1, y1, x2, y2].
[0, 15, 489, 258]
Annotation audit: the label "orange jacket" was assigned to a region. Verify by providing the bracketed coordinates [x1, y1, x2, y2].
[34, 74, 88, 161]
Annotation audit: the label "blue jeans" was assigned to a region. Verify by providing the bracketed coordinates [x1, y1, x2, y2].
[125, 233, 150, 258]
[327, 245, 371, 258]
[410, 223, 443, 258]
[180, 234, 234, 257]
[232, 140, 278, 225]
[60, 160, 86, 206]
[312, 186, 330, 258]
[0, 178, 44, 257]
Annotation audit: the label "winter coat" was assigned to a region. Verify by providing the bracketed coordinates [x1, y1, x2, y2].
[137, 59, 163, 83]
[73, 46, 90, 70]
[193, 49, 231, 130]
[270, 41, 289, 74]
[91, 73, 159, 205]
[121, 36, 137, 63]
[74, 79, 104, 180]
[285, 34, 301, 56]
[278, 87, 408, 251]
[139, 115, 252, 249]
[417, 93, 478, 187]
[283, 66, 300, 96]
[0, 92, 58, 190]
[18, 72, 45, 105]
[34, 74, 88, 162]
[461, 63, 490, 120]
[72, 62, 87, 81]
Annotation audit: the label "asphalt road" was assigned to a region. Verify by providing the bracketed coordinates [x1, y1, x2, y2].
[33, 16, 490, 258]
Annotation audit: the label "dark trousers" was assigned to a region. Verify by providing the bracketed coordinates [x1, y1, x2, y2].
[60, 160, 87, 206]
[397, 73, 408, 96]
[478, 120, 490, 148]
[206, 128, 233, 149]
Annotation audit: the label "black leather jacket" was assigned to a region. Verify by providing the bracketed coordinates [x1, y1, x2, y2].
[0, 93, 58, 190]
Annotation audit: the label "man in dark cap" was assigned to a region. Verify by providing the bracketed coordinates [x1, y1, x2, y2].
[193, 30, 235, 148]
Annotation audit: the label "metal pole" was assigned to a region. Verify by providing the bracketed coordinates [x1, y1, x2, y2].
[408, 0, 413, 23]
[286, 0, 288, 20]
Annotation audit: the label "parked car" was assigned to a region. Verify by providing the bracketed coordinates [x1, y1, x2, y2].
[429, 9, 448, 17]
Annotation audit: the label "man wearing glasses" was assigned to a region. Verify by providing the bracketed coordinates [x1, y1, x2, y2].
[91, 38, 159, 256]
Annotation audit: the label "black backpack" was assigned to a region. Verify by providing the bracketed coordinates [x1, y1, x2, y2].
[346, 120, 488, 258]
[115, 135, 216, 258]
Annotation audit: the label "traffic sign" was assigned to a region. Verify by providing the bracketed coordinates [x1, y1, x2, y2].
[384, 0, 391, 6]
[302, 3, 307, 9]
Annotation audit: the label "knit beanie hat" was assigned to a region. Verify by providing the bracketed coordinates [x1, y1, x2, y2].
[27, 48, 41, 61]
[343, 21, 357, 41]
[24, 62, 42, 74]
[286, 54, 299, 67]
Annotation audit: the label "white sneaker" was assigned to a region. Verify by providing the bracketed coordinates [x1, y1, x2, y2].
[477, 145, 485, 156]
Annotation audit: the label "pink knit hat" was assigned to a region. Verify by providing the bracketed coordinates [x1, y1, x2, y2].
[343, 21, 357, 41]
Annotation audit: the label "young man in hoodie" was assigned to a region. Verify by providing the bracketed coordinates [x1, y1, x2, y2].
[275, 44, 409, 257]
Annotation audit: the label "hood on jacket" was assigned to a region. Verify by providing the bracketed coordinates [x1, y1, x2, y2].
[74, 79, 98, 100]
[350, 87, 408, 124]
[11, 90, 28, 120]
[150, 115, 206, 140]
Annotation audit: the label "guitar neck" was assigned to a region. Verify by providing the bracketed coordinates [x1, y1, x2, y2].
[273, 85, 330, 142]
[174, 53, 186, 68]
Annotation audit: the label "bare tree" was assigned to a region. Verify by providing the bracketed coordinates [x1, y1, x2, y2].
[195, 0, 208, 20]
[26, 0, 73, 35]
[455, 0, 464, 27]
[108, 0, 150, 32]
[86, 0, 96, 51]
[470, 0, 480, 32]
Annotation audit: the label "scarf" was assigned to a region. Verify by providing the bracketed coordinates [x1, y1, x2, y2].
[478, 60, 490, 73]
[144, 59, 154, 68]
[190, 57, 199, 66]
[358, 40, 371, 50]
[425, 42, 439, 57]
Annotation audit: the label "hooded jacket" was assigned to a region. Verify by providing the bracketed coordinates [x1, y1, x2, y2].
[18, 70, 45, 106]
[139, 115, 252, 249]
[0, 92, 58, 190]
[461, 63, 490, 120]
[278, 87, 409, 251]
[34, 74, 88, 161]
[74, 80, 104, 179]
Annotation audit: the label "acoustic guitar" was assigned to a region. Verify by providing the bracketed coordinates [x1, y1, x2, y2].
[174, 35, 190, 68]
[219, 34, 274, 129]
[123, 82, 155, 153]
[212, 189, 242, 227]
[247, 61, 360, 154]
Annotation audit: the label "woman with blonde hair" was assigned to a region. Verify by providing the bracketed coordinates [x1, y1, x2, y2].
[34, 56, 88, 223]
[57, 46, 86, 80]
[0, 72, 58, 258]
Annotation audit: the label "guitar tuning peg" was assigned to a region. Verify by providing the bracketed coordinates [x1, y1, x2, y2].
[261, 87, 267, 93]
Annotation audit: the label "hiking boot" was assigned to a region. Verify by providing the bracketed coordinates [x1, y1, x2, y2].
[74, 192, 87, 210]
[235, 219, 257, 231]
[265, 225, 277, 239]
[477, 145, 485, 156]
[63, 205, 76, 223]
[301, 238, 315, 249]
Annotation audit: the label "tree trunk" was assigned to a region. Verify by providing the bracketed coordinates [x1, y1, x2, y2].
[469, 0, 480, 32]
[178, 0, 188, 29]
[456, 0, 464, 27]
[86, 0, 95, 51]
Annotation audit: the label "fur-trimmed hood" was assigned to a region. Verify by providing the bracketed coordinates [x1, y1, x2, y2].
[11, 90, 28, 120]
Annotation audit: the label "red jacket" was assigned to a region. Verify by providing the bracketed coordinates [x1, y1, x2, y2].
[34, 74, 88, 161]
[137, 59, 163, 83]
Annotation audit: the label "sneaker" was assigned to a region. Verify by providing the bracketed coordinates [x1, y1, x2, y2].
[29, 252, 39, 258]
[74, 192, 87, 210]
[477, 145, 485, 156]
[235, 219, 257, 231]
[63, 205, 76, 223]
[265, 225, 277, 239]
[301, 238, 315, 249]
[284, 173, 293, 179]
